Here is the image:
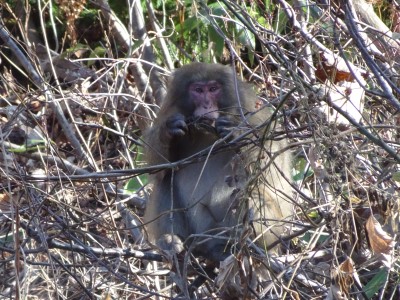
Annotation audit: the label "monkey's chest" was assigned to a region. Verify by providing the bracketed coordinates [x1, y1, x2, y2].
[173, 150, 247, 223]
[170, 129, 219, 160]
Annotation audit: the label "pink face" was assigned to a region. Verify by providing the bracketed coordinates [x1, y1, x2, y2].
[189, 81, 221, 120]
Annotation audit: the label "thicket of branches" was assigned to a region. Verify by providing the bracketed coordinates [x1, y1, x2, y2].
[1, 0, 400, 299]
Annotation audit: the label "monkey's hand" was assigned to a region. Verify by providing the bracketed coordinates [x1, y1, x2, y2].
[216, 116, 236, 138]
[166, 113, 188, 137]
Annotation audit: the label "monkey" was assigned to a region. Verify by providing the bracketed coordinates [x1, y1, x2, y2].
[143, 63, 292, 262]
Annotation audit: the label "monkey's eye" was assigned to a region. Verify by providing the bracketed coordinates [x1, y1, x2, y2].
[194, 87, 204, 93]
[209, 86, 218, 92]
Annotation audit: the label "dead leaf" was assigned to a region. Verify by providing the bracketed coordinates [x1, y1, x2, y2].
[316, 52, 356, 83]
[328, 258, 355, 300]
[215, 255, 256, 300]
[365, 215, 394, 266]
[0, 193, 11, 211]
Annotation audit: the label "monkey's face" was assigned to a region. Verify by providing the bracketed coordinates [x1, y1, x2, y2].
[189, 81, 221, 122]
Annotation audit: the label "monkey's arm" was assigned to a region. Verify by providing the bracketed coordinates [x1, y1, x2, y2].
[144, 110, 189, 165]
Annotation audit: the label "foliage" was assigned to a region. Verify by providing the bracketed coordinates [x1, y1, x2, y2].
[1, 0, 400, 299]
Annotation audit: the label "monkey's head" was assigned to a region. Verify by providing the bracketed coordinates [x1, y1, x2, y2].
[166, 63, 247, 122]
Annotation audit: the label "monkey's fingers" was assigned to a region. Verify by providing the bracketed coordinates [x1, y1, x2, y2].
[216, 116, 236, 137]
[166, 114, 188, 137]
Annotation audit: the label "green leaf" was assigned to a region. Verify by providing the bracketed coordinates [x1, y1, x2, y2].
[300, 229, 329, 244]
[124, 175, 148, 192]
[293, 157, 313, 181]
[274, 9, 289, 34]
[236, 27, 255, 65]
[363, 268, 388, 299]
[88, 46, 107, 65]
[392, 172, 400, 182]
[207, 2, 227, 17]
[208, 26, 225, 58]
[307, 210, 319, 219]
[0, 229, 24, 246]
[8, 139, 47, 153]
[124, 145, 148, 193]
[176, 16, 201, 33]
[236, 27, 255, 49]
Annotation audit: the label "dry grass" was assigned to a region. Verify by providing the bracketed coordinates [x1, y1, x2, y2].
[1, 1, 400, 299]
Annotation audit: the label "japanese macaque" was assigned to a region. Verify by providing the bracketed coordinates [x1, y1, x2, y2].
[144, 63, 292, 262]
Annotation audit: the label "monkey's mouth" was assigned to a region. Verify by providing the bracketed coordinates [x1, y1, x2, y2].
[187, 116, 217, 134]
[188, 115, 216, 125]
[197, 116, 216, 126]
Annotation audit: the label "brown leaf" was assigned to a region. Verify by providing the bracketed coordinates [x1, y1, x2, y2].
[0, 193, 11, 211]
[315, 52, 354, 83]
[329, 258, 355, 299]
[366, 215, 394, 255]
